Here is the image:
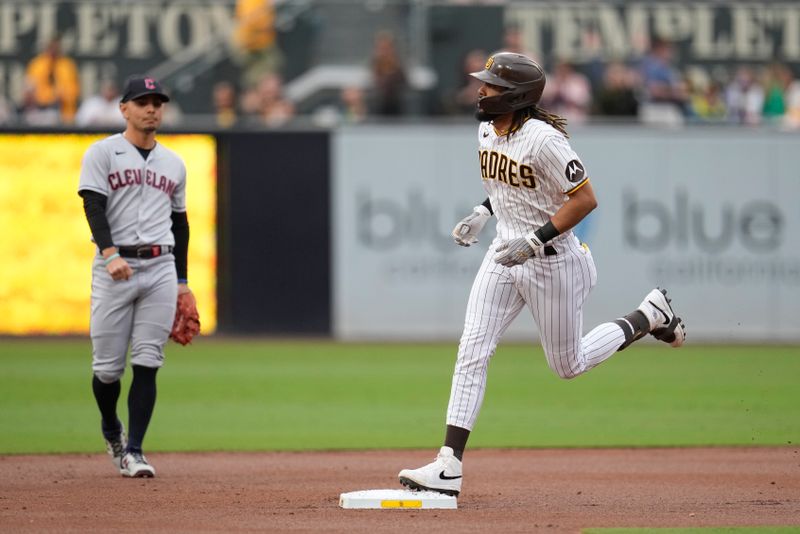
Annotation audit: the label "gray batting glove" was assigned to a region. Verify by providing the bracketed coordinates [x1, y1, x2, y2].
[493, 233, 544, 267]
[452, 205, 492, 247]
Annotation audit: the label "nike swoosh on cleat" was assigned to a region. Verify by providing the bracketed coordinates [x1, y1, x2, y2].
[439, 470, 462, 480]
[648, 300, 670, 324]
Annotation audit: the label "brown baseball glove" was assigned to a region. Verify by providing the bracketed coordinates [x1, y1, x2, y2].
[170, 289, 200, 345]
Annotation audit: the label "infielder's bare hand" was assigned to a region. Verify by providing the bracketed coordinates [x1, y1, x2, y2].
[493, 233, 544, 267]
[105, 256, 133, 281]
[452, 205, 492, 246]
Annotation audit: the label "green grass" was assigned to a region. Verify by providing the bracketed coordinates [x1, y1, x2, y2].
[0, 339, 798, 454]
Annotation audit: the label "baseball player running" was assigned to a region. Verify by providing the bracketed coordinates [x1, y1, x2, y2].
[78, 75, 198, 478]
[398, 53, 686, 496]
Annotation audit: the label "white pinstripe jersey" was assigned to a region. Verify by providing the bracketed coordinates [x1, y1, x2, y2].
[477, 117, 588, 243]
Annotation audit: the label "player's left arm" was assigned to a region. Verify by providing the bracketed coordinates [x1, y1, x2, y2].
[550, 179, 597, 236]
[169, 163, 200, 344]
[171, 211, 190, 288]
[532, 133, 597, 242]
[494, 137, 598, 266]
[170, 161, 190, 288]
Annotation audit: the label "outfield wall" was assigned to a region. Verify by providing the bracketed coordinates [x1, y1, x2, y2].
[1, 126, 797, 341]
[333, 125, 800, 342]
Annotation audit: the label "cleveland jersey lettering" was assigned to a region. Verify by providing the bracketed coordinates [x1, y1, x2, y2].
[79, 133, 186, 246]
[108, 169, 177, 195]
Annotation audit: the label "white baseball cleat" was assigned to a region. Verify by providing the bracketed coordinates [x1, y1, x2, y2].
[398, 446, 462, 497]
[103, 422, 127, 470]
[637, 288, 686, 348]
[120, 451, 156, 478]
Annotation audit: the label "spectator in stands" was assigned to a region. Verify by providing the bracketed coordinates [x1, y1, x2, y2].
[782, 73, 800, 129]
[593, 62, 639, 117]
[370, 30, 407, 116]
[234, 0, 283, 90]
[445, 49, 487, 115]
[0, 93, 15, 124]
[539, 61, 592, 124]
[75, 79, 125, 128]
[638, 37, 688, 125]
[339, 86, 368, 123]
[725, 66, 764, 125]
[212, 81, 239, 128]
[690, 81, 727, 122]
[501, 23, 537, 61]
[762, 63, 792, 123]
[24, 35, 80, 124]
[311, 85, 369, 126]
[241, 72, 294, 126]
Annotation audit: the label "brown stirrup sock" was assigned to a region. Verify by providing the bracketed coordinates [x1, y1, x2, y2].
[444, 425, 470, 461]
[614, 310, 650, 351]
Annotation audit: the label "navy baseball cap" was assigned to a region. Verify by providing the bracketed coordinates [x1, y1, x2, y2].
[120, 75, 170, 103]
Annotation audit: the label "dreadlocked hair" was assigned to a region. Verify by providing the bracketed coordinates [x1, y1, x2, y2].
[509, 105, 569, 138]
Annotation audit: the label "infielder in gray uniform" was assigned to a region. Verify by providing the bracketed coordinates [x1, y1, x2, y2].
[78, 75, 195, 478]
[398, 53, 686, 496]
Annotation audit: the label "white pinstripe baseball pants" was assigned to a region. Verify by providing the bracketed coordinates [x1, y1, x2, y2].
[446, 233, 626, 430]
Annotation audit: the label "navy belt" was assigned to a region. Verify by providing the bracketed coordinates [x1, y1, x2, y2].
[117, 245, 173, 259]
[541, 245, 557, 256]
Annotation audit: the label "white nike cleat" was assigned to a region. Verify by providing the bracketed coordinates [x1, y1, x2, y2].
[120, 451, 156, 478]
[637, 288, 686, 348]
[398, 446, 462, 496]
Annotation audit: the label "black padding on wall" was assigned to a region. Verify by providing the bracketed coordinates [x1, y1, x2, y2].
[216, 131, 330, 334]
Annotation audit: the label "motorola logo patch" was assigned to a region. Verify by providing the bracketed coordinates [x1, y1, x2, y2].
[565, 160, 585, 183]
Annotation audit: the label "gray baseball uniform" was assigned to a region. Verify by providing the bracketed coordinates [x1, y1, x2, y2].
[79, 133, 186, 379]
[446, 119, 626, 431]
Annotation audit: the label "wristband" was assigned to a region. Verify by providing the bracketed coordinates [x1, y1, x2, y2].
[474, 204, 491, 217]
[178, 279, 188, 284]
[533, 220, 560, 243]
[103, 252, 120, 266]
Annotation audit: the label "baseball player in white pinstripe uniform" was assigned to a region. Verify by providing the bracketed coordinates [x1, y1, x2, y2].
[398, 53, 686, 496]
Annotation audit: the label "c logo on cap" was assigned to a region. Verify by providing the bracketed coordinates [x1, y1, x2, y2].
[145, 78, 156, 89]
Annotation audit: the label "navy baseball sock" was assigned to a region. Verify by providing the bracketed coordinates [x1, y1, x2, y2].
[92, 375, 122, 440]
[444, 425, 470, 461]
[126, 365, 158, 454]
[614, 310, 651, 351]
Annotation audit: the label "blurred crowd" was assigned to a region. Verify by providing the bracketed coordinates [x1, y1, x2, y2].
[447, 35, 800, 129]
[2, 7, 800, 130]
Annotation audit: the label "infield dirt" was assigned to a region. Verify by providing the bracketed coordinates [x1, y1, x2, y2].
[1, 447, 798, 533]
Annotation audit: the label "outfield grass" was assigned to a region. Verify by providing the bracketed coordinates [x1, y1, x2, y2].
[0, 339, 798, 454]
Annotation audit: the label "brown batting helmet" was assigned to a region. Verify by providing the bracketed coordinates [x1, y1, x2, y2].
[470, 52, 546, 115]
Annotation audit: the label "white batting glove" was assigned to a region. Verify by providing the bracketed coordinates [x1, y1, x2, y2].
[493, 232, 544, 267]
[452, 205, 492, 247]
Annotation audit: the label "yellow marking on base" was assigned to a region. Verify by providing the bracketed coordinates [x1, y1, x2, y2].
[380, 500, 423, 509]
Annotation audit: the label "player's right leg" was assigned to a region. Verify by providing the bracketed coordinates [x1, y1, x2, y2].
[90, 256, 136, 471]
[635, 288, 686, 347]
[399, 249, 525, 495]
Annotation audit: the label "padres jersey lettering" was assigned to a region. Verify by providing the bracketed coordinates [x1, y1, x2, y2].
[478, 149, 536, 189]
